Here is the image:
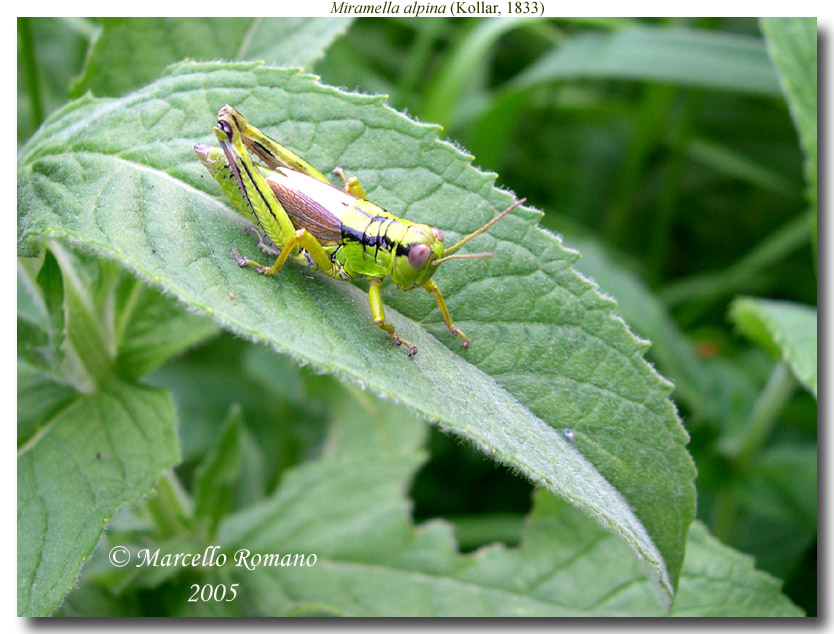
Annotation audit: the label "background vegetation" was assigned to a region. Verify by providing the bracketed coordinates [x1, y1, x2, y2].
[18, 17, 816, 616]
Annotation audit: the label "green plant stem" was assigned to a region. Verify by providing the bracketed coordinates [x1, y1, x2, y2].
[712, 362, 797, 542]
[604, 84, 676, 245]
[143, 472, 192, 539]
[647, 91, 700, 284]
[710, 487, 738, 544]
[737, 363, 797, 461]
[720, 362, 797, 462]
[57, 16, 98, 39]
[686, 136, 797, 197]
[18, 17, 44, 129]
[420, 17, 529, 128]
[396, 18, 446, 100]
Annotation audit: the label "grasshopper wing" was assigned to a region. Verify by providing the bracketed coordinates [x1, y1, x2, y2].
[265, 168, 347, 245]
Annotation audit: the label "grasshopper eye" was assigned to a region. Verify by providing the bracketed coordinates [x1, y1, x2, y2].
[431, 227, 444, 243]
[408, 244, 432, 269]
[216, 119, 233, 140]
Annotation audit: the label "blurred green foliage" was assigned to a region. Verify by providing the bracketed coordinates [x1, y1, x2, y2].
[18, 17, 815, 616]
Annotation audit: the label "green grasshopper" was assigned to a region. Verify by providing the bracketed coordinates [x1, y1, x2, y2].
[195, 105, 523, 356]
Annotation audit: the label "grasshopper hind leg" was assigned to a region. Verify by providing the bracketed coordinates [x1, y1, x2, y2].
[230, 247, 265, 272]
[229, 225, 282, 274]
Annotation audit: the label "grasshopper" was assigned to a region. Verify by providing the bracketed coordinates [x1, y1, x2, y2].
[195, 105, 523, 356]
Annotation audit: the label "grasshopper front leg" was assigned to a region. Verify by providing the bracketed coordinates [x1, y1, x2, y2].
[369, 278, 417, 356]
[423, 280, 470, 349]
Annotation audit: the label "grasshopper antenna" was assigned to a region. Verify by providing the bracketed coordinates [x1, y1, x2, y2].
[434, 252, 494, 265]
[442, 198, 525, 256]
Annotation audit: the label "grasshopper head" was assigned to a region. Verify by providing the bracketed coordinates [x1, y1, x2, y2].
[213, 105, 253, 151]
[194, 143, 226, 174]
[393, 199, 526, 289]
[391, 224, 446, 289]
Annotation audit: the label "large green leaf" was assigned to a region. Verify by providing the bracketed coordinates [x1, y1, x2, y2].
[17, 374, 179, 616]
[17, 61, 695, 603]
[146, 333, 326, 471]
[70, 17, 353, 98]
[729, 297, 817, 397]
